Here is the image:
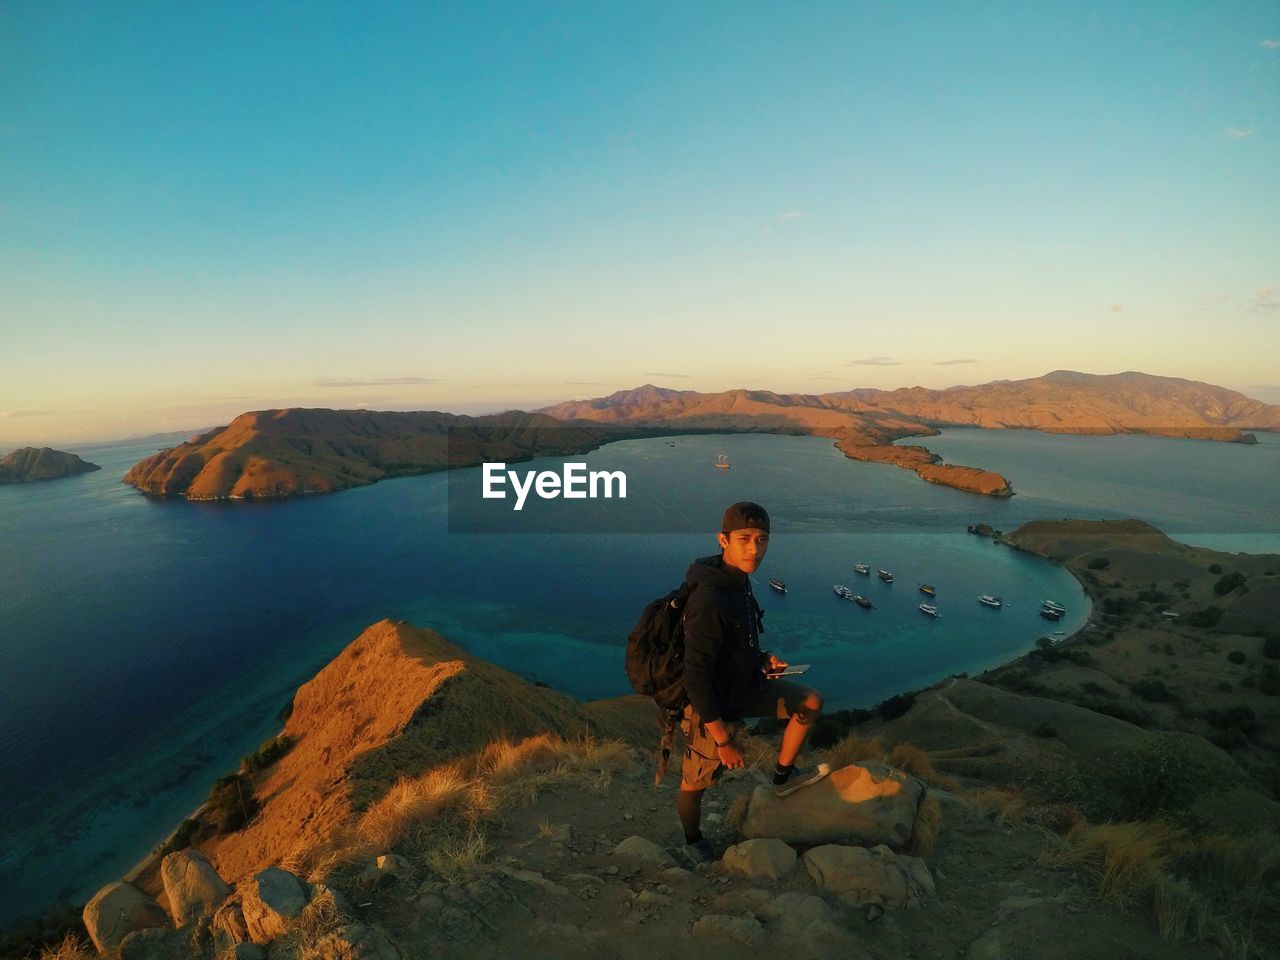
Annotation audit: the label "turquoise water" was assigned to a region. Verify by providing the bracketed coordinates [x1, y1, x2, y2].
[0, 428, 1274, 928]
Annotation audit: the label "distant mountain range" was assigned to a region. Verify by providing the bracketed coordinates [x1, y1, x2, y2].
[120, 371, 1279, 501]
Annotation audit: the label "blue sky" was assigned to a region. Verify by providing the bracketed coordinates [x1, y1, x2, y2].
[1, 1, 1277, 442]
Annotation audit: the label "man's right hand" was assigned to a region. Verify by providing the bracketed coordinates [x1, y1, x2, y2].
[716, 741, 746, 769]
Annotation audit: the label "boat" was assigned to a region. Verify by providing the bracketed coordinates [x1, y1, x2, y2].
[854, 595, 873, 609]
[1162, 610, 1180, 619]
[853, 563, 870, 575]
[918, 603, 939, 618]
[978, 595, 1003, 608]
[714, 454, 730, 469]
[878, 569, 894, 583]
[833, 584, 853, 599]
[919, 583, 936, 596]
[768, 577, 787, 594]
[1040, 608, 1062, 621]
[1042, 600, 1066, 613]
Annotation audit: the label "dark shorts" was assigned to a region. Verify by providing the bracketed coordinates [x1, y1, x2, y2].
[680, 679, 818, 791]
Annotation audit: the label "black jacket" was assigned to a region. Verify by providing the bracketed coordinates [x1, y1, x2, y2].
[682, 554, 769, 724]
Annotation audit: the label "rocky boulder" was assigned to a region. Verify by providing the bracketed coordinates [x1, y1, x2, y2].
[212, 899, 250, 952]
[742, 762, 925, 848]
[312, 923, 402, 960]
[720, 838, 797, 880]
[802, 844, 934, 907]
[82, 881, 169, 952]
[161, 848, 231, 926]
[240, 867, 309, 943]
[611, 835, 676, 867]
[119, 926, 193, 960]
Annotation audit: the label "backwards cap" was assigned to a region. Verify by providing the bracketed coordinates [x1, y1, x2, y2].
[720, 501, 770, 534]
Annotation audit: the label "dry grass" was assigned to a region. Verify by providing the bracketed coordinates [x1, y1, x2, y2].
[282, 733, 631, 887]
[823, 734, 886, 769]
[36, 934, 94, 960]
[907, 793, 942, 856]
[965, 787, 1031, 826]
[1043, 821, 1179, 906]
[725, 794, 751, 840]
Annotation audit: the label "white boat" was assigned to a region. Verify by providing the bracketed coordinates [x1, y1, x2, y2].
[1162, 610, 1180, 619]
[918, 603, 940, 618]
[1042, 600, 1066, 613]
[853, 563, 870, 575]
[978, 595, 1003, 608]
[833, 584, 853, 598]
[715, 454, 730, 469]
[768, 578, 787, 594]
[877, 569, 894, 583]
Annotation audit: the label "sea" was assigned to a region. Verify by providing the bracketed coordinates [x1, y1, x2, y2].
[0, 427, 1276, 928]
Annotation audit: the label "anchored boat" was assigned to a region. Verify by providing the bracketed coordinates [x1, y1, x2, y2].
[768, 578, 787, 594]
[978, 595, 1003, 609]
[854, 563, 870, 575]
[878, 569, 894, 583]
[918, 603, 940, 618]
[919, 583, 936, 596]
[854, 595, 873, 609]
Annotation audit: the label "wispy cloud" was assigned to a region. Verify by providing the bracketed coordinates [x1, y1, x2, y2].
[642, 371, 691, 378]
[934, 358, 976, 366]
[307, 376, 440, 388]
[0, 409, 55, 418]
[761, 210, 805, 237]
[1252, 287, 1279, 311]
[810, 370, 840, 380]
[847, 357, 903, 366]
[564, 381, 611, 387]
[1262, 38, 1280, 49]
[1225, 127, 1256, 139]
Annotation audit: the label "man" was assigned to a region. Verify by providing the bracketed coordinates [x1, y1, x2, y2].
[677, 500, 828, 864]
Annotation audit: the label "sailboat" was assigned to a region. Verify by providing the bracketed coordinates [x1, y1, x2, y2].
[715, 454, 730, 469]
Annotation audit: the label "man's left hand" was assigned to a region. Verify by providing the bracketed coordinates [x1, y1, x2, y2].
[764, 652, 788, 675]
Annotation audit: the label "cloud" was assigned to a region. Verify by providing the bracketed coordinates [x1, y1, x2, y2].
[308, 376, 440, 388]
[1263, 39, 1280, 49]
[1252, 288, 1279, 311]
[761, 210, 805, 237]
[642, 371, 691, 378]
[564, 381, 611, 387]
[847, 357, 903, 366]
[0, 409, 55, 418]
[810, 370, 839, 380]
[1225, 127, 1255, 139]
[934, 358, 976, 366]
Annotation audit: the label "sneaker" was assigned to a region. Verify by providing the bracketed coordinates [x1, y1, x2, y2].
[682, 837, 718, 865]
[773, 762, 831, 798]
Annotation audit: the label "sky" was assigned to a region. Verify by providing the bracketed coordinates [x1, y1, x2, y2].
[1, 1, 1278, 444]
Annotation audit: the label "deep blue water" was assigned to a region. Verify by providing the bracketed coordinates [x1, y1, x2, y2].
[1, 428, 1275, 927]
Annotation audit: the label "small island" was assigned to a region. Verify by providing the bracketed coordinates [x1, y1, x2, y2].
[0, 447, 100, 485]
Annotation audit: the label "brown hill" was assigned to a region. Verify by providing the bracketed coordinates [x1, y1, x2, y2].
[200, 619, 653, 885]
[121, 409, 626, 500]
[0, 447, 100, 484]
[832, 369, 1280, 439]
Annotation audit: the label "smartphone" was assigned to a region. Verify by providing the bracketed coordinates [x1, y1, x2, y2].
[765, 664, 810, 678]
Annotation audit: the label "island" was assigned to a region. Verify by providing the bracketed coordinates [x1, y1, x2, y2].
[0, 447, 100, 485]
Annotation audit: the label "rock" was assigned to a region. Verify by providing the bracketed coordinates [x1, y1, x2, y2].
[311, 922, 402, 960]
[161, 848, 232, 927]
[82, 882, 169, 952]
[758, 892, 853, 956]
[612, 836, 677, 867]
[212, 899, 250, 952]
[710, 887, 773, 912]
[802, 845, 910, 906]
[119, 926, 193, 960]
[692, 914, 765, 945]
[660, 867, 695, 882]
[720, 839, 797, 880]
[634, 890, 671, 906]
[493, 864, 569, 896]
[240, 867, 308, 943]
[758, 891, 832, 925]
[221, 945, 266, 960]
[742, 762, 925, 848]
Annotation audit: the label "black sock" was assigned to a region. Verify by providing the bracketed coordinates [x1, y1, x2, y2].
[677, 788, 704, 843]
[773, 762, 794, 785]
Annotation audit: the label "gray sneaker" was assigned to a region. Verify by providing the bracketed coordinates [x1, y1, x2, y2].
[682, 838, 719, 865]
[773, 762, 831, 798]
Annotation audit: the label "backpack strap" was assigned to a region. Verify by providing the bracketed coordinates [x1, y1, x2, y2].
[654, 705, 682, 787]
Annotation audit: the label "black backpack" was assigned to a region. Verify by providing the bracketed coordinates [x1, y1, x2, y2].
[625, 581, 696, 711]
[625, 581, 697, 785]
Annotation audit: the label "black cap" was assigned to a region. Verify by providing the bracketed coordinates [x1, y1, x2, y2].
[721, 501, 770, 534]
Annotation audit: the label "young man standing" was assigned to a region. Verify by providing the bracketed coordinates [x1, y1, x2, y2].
[677, 500, 828, 863]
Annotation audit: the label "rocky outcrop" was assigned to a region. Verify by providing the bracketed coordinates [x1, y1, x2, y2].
[81, 881, 168, 952]
[240, 868, 308, 944]
[0, 446, 99, 484]
[838, 441, 1013, 498]
[719, 839, 797, 880]
[741, 762, 926, 848]
[160, 848, 230, 926]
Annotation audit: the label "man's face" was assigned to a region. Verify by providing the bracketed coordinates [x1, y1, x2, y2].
[718, 527, 769, 575]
